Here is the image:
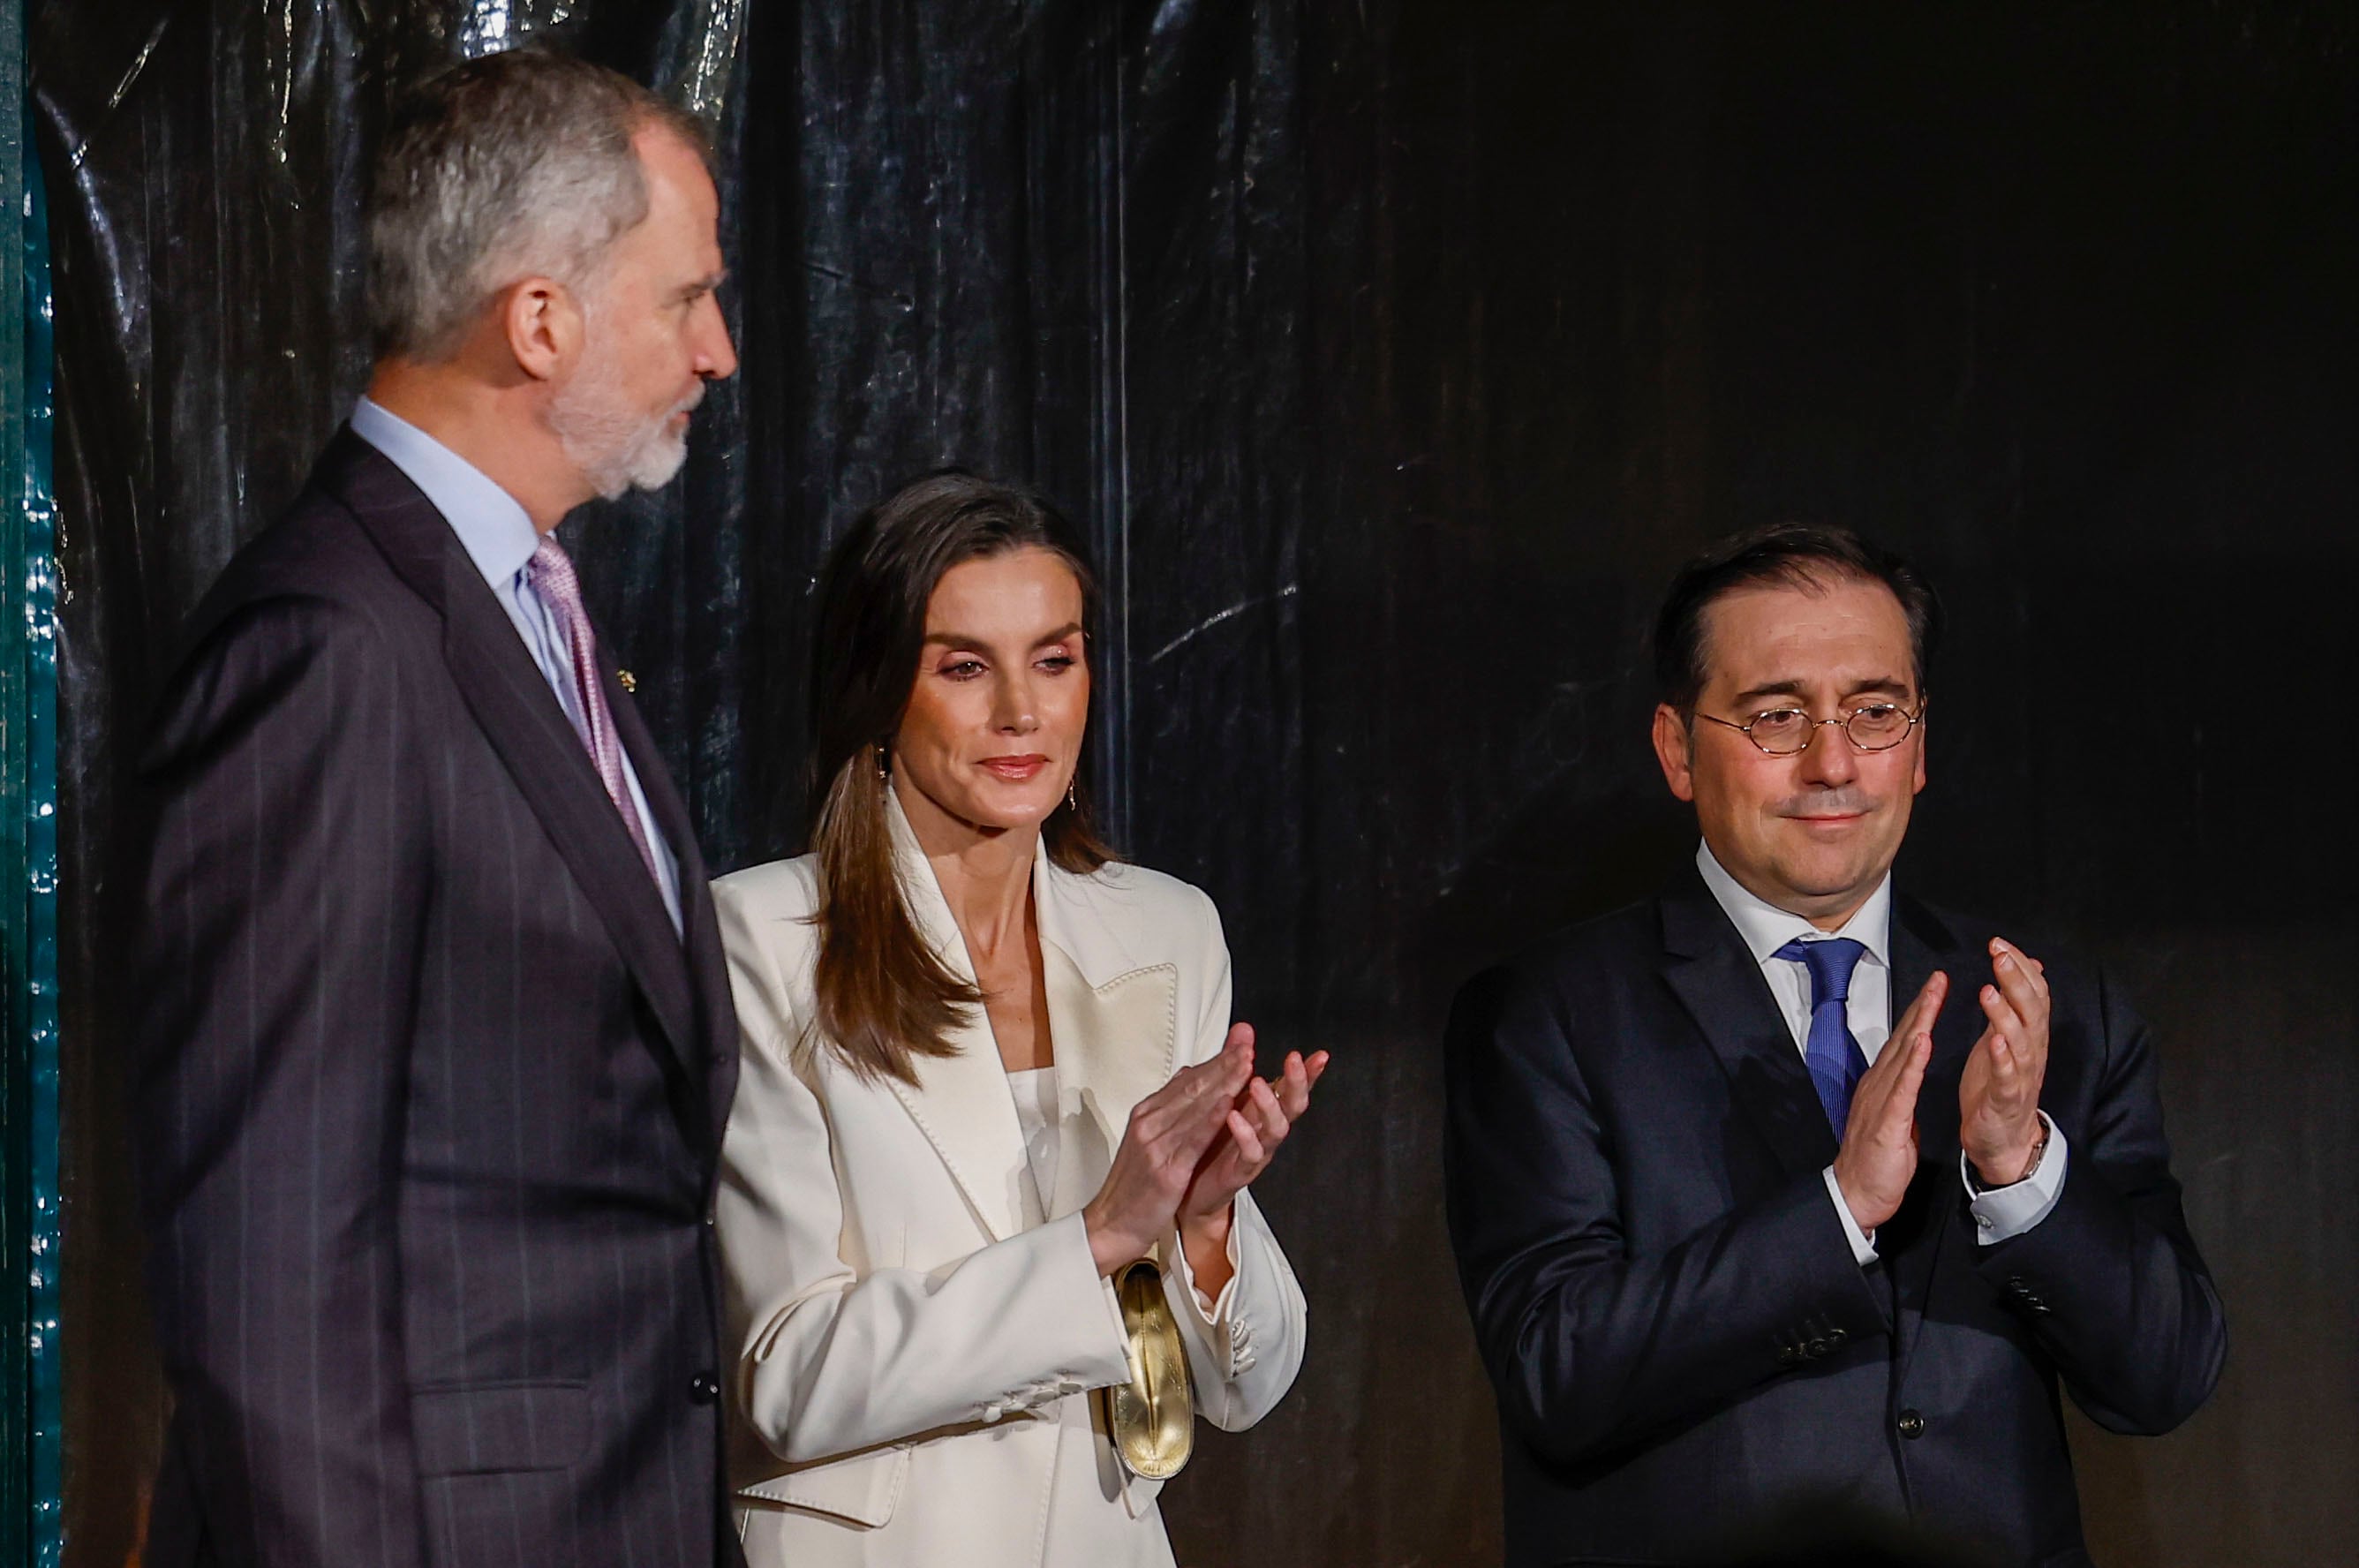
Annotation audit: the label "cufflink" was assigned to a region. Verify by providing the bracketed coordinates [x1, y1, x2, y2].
[616, 668, 637, 693]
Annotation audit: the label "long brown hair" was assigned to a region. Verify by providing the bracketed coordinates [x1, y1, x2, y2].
[807, 470, 1115, 1083]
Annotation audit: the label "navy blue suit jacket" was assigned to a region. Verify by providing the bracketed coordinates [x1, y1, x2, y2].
[1443, 868, 2225, 1567]
[125, 433, 745, 1568]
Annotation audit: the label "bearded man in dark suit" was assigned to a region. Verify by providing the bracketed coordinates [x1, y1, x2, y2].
[1444, 525, 2225, 1567]
[125, 52, 743, 1567]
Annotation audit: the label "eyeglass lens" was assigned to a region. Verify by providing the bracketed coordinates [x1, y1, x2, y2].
[1748, 707, 1913, 753]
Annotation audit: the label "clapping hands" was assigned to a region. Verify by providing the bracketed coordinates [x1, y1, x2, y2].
[1832, 937, 2054, 1235]
[1080, 1023, 1329, 1282]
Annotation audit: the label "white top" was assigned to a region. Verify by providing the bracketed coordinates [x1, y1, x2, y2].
[1006, 1067, 1062, 1228]
[1694, 842, 2068, 1262]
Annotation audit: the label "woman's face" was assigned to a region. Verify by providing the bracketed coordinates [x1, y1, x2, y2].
[892, 546, 1089, 841]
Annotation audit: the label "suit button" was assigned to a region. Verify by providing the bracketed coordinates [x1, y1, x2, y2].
[1825, 1327, 1847, 1346]
[1805, 1338, 1829, 1360]
[1896, 1408, 1926, 1440]
[1776, 1346, 1800, 1366]
[689, 1372, 720, 1405]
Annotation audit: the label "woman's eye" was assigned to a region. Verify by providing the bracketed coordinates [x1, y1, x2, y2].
[941, 660, 986, 680]
[1037, 653, 1076, 673]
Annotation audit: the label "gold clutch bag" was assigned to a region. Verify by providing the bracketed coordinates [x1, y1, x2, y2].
[1104, 1257, 1194, 1480]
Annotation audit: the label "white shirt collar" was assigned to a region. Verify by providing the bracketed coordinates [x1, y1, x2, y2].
[350, 396, 541, 592]
[1694, 841, 1893, 970]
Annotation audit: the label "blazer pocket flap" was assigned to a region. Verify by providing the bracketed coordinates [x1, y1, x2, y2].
[739, 1444, 910, 1528]
[412, 1381, 592, 1477]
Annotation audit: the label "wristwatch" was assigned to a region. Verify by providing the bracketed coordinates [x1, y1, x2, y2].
[1977, 1116, 2052, 1191]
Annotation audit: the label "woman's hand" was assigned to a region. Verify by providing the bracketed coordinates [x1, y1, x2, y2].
[1175, 1031, 1329, 1297]
[1081, 1027, 1254, 1277]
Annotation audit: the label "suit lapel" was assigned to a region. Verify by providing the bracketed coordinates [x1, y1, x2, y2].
[328, 437, 701, 1091]
[1038, 945, 1180, 1223]
[1886, 892, 1976, 1382]
[1659, 873, 1839, 1181]
[604, 668, 738, 1149]
[879, 795, 1031, 1241]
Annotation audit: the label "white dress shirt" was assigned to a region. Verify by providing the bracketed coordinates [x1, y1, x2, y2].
[1695, 844, 2066, 1264]
[350, 398, 682, 934]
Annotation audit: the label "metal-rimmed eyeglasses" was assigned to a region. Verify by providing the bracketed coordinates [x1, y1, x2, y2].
[1692, 703, 1924, 755]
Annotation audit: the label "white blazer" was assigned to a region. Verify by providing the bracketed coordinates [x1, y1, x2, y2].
[712, 797, 1308, 1568]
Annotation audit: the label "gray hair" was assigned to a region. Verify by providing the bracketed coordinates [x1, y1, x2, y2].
[366, 50, 709, 362]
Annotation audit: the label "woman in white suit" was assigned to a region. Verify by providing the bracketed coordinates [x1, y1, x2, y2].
[713, 471, 1323, 1567]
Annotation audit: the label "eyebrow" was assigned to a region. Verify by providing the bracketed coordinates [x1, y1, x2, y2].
[923, 622, 1085, 651]
[676, 269, 728, 300]
[1730, 676, 1915, 706]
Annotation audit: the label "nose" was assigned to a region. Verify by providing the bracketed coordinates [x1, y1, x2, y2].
[991, 669, 1039, 735]
[1795, 717, 1859, 787]
[693, 294, 738, 381]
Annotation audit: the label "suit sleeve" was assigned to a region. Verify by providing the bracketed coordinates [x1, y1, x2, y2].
[1971, 968, 2227, 1433]
[127, 597, 428, 1566]
[712, 886, 1134, 1469]
[1443, 960, 1888, 1467]
[1163, 886, 1308, 1432]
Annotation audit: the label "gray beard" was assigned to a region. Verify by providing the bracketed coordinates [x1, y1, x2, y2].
[548, 342, 697, 501]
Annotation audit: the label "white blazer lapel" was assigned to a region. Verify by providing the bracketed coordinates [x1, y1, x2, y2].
[880, 794, 1030, 1242]
[1033, 853, 1193, 1519]
[1035, 851, 1184, 1224]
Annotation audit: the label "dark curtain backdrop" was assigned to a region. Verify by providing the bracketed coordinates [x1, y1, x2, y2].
[30, 3, 2355, 1564]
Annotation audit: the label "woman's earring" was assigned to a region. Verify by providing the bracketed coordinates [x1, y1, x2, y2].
[876, 744, 891, 785]
[1066, 779, 1078, 812]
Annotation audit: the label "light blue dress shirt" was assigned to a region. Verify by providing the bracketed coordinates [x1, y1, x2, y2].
[351, 397, 684, 935]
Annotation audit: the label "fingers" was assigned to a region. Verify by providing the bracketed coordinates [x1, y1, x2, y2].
[1233, 1044, 1332, 1125]
[1224, 1106, 1268, 1167]
[1273, 1051, 1313, 1119]
[1894, 1028, 1932, 1105]
[1889, 970, 1948, 1050]
[1130, 1039, 1256, 1158]
[1988, 945, 2048, 1028]
[1988, 940, 2049, 1067]
[1870, 1028, 1932, 1135]
[1831, 1028, 1930, 1232]
[1990, 939, 2049, 1000]
[1978, 982, 2028, 1051]
[1246, 1074, 1289, 1142]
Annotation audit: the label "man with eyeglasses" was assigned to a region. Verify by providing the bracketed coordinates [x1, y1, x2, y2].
[1443, 524, 2224, 1567]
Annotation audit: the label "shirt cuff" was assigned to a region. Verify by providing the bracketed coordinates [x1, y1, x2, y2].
[1961, 1112, 2069, 1243]
[1822, 1165, 1880, 1266]
[1169, 1209, 1243, 1324]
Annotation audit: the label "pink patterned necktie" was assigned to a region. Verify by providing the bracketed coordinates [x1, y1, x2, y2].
[525, 535, 661, 883]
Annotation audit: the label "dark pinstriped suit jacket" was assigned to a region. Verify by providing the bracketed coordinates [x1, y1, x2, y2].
[125, 432, 745, 1568]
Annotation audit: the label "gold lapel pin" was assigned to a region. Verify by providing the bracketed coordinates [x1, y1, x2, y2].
[616, 669, 637, 694]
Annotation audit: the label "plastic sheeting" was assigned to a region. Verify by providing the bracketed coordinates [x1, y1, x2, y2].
[4, 29, 65, 1565]
[29, 2, 2359, 1564]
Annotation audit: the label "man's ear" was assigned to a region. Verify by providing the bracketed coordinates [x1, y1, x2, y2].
[501, 275, 580, 382]
[1651, 703, 1697, 803]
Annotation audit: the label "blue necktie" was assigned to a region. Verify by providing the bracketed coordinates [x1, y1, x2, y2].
[1775, 938, 1870, 1139]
